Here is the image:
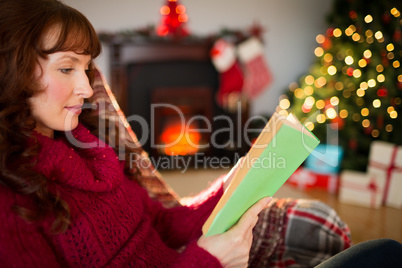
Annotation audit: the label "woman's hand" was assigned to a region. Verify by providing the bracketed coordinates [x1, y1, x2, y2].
[197, 197, 271, 267]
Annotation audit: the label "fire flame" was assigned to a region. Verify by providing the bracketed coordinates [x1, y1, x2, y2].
[160, 120, 201, 156]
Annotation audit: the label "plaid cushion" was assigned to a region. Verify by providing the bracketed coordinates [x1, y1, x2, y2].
[250, 199, 352, 267]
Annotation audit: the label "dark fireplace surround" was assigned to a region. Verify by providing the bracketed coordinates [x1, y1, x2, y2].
[108, 39, 249, 166]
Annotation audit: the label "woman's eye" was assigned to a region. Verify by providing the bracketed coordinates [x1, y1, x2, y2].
[59, 68, 74, 74]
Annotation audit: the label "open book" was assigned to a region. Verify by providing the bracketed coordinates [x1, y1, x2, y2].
[202, 112, 320, 236]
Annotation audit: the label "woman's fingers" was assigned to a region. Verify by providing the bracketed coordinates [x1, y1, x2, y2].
[197, 197, 271, 267]
[233, 197, 271, 235]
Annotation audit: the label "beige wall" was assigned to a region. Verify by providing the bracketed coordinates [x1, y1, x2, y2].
[63, 0, 333, 115]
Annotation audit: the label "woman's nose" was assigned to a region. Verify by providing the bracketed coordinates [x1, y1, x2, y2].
[74, 72, 94, 98]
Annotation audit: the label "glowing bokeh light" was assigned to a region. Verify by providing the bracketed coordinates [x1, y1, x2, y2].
[372, 129, 379, 138]
[324, 53, 333, 63]
[353, 69, 362, 78]
[391, 7, 400, 17]
[317, 114, 326, 123]
[362, 119, 370, 128]
[368, 79, 376, 88]
[305, 122, 314, 131]
[305, 96, 315, 107]
[364, 14, 373, 23]
[178, 14, 188, 22]
[345, 56, 354, 65]
[315, 47, 324, 57]
[360, 82, 368, 90]
[340, 109, 348, 118]
[328, 65, 337, 75]
[176, 5, 186, 14]
[304, 86, 314, 96]
[377, 74, 385, 83]
[160, 6, 170, 15]
[330, 96, 339, 106]
[316, 100, 325, 109]
[279, 99, 290, 109]
[326, 108, 337, 119]
[358, 59, 367, 68]
[386, 124, 393, 132]
[373, 99, 381, 108]
[352, 33, 361, 42]
[363, 49, 372, 58]
[315, 77, 327, 88]
[305, 75, 315, 85]
[376, 65, 384, 72]
[387, 106, 395, 113]
[361, 108, 369, 116]
[316, 34, 325, 44]
[356, 88, 365, 97]
[386, 43, 395, 51]
[333, 28, 342, 37]
[295, 88, 305, 99]
[374, 31, 383, 40]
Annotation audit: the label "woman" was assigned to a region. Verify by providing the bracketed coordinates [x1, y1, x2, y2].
[0, 0, 269, 266]
[2, 0, 400, 267]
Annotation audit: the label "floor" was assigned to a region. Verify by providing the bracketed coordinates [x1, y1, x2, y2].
[160, 168, 402, 244]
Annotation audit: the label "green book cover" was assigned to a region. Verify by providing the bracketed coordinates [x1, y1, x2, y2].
[202, 113, 320, 237]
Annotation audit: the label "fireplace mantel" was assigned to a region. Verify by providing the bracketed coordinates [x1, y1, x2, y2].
[107, 39, 213, 114]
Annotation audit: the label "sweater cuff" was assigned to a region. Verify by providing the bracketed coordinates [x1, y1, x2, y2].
[173, 240, 222, 268]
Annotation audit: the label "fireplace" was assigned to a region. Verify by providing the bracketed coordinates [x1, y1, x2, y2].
[107, 39, 250, 168]
[152, 87, 212, 157]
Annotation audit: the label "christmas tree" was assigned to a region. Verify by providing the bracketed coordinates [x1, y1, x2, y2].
[156, 0, 189, 38]
[280, 0, 401, 171]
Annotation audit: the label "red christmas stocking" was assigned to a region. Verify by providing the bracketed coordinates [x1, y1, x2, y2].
[237, 37, 272, 99]
[210, 39, 244, 107]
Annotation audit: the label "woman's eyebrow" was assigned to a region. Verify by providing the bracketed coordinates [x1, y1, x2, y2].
[57, 55, 80, 62]
[55, 55, 92, 66]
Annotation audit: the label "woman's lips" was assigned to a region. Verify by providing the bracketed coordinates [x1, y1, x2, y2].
[65, 105, 82, 115]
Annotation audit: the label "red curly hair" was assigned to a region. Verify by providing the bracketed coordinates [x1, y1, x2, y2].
[0, 0, 101, 233]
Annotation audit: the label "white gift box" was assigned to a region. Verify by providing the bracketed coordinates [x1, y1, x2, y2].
[385, 170, 402, 209]
[367, 141, 402, 207]
[368, 141, 402, 168]
[339, 170, 385, 209]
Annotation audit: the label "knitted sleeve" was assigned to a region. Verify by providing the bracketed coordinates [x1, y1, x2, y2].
[0, 188, 61, 267]
[170, 241, 223, 268]
[138, 177, 224, 249]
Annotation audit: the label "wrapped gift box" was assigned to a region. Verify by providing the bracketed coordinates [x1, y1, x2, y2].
[384, 170, 402, 209]
[339, 170, 385, 209]
[305, 144, 343, 175]
[287, 167, 339, 194]
[367, 141, 402, 207]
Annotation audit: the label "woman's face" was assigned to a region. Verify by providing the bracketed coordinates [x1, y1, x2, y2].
[29, 51, 93, 138]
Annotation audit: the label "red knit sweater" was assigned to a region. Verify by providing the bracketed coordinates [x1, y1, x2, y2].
[0, 124, 223, 267]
